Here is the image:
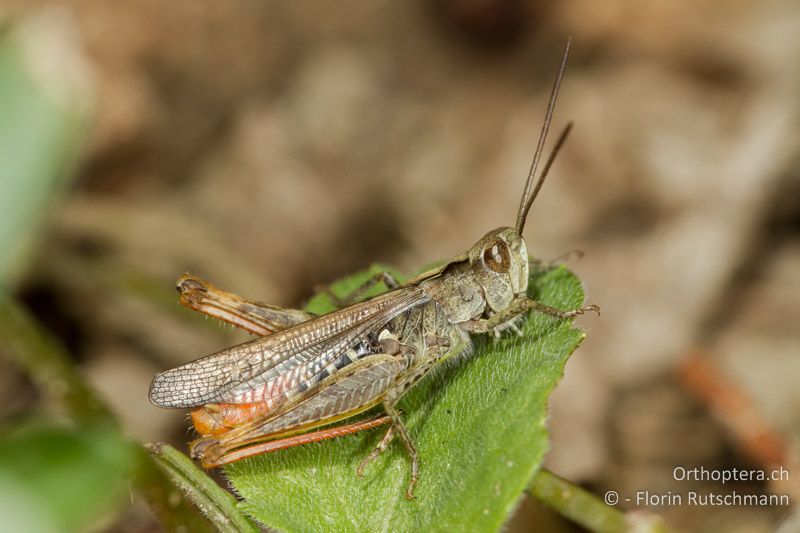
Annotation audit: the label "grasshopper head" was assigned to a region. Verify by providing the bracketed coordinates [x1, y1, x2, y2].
[467, 40, 573, 314]
[469, 227, 529, 312]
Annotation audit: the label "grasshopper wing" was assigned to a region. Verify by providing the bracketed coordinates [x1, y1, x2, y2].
[149, 287, 427, 408]
[199, 354, 404, 463]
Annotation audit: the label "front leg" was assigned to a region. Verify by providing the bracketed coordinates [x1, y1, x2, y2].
[462, 296, 599, 334]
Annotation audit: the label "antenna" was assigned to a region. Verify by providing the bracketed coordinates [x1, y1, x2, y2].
[515, 38, 572, 234]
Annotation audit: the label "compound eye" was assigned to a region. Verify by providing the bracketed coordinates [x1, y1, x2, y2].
[483, 240, 511, 273]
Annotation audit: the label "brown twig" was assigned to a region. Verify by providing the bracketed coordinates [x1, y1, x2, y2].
[679, 349, 797, 500]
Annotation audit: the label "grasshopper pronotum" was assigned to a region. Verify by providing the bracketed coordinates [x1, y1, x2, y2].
[149, 39, 597, 499]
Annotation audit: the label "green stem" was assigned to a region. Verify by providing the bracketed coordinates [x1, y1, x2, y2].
[0, 290, 112, 425]
[0, 291, 214, 532]
[146, 443, 259, 533]
[528, 469, 667, 533]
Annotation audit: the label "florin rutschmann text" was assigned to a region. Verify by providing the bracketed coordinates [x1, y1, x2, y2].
[602, 466, 791, 508]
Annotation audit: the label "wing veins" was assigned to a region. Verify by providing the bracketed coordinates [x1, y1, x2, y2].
[149, 287, 427, 407]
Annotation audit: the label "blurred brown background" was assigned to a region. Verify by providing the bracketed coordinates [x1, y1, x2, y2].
[1, 0, 799, 531]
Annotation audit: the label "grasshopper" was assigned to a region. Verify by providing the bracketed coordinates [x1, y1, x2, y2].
[149, 40, 597, 499]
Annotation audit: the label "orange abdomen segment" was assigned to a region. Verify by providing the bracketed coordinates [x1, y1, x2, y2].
[191, 402, 271, 437]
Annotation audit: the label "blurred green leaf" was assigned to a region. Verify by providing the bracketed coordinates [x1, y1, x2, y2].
[226, 264, 586, 531]
[0, 286, 218, 532]
[0, 12, 92, 286]
[0, 424, 135, 532]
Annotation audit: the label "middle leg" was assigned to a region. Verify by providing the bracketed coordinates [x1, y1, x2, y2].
[352, 402, 419, 499]
[357, 425, 395, 477]
[383, 401, 419, 500]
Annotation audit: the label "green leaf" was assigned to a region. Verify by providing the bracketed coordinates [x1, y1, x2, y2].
[225, 264, 587, 532]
